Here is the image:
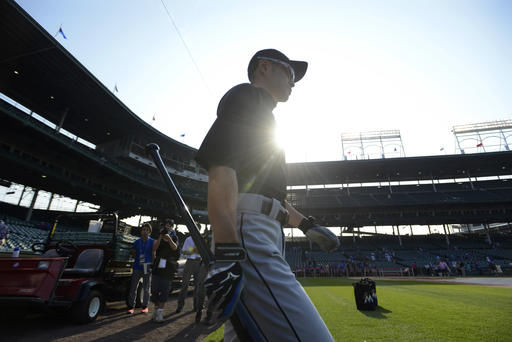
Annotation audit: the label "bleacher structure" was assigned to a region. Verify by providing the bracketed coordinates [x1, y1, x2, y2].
[0, 214, 137, 263]
[0, 0, 207, 221]
[284, 234, 512, 277]
[1, 215, 47, 251]
[1, 0, 511, 279]
[284, 137, 512, 277]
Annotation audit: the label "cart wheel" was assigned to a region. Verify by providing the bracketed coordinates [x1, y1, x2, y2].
[72, 290, 104, 323]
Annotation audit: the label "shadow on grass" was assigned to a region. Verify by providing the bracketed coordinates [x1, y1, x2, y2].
[358, 305, 392, 319]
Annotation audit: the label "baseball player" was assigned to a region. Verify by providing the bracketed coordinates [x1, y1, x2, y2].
[196, 49, 339, 341]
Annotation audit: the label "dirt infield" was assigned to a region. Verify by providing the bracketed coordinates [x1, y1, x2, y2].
[352, 276, 512, 287]
[426, 276, 512, 287]
[0, 293, 222, 342]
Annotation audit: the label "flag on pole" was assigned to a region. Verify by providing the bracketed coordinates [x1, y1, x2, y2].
[180, 133, 185, 137]
[114, 84, 118, 93]
[152, 114, 156, 121]
[440, 147, 445, 151]
[393, 147, 397, 152]
[476, 142, 483, 147]
[55, 26, 67, 39]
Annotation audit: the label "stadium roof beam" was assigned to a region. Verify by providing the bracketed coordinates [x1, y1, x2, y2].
[0, 106, 206, 219]
[0, 0, 196, 162]
[452, 120, 512, 134]
[286, 151, 512, 186]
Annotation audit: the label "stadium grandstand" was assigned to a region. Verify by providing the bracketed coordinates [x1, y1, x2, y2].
[1, 0, 511, 280]
[285, 141, 512, 276]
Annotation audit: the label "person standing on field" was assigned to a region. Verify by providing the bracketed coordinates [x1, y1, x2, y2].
[176, 234, 202, 314]
[127, 223, 154, 314]
[151, 219, 179, 322]
[0, 220, 9, 247]
[196, 48, 339, 341]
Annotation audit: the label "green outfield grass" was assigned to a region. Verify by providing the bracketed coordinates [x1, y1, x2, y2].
[204, 278, 512, 342]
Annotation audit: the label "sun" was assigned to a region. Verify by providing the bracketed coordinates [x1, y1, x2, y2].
[275, 116, 309, 163]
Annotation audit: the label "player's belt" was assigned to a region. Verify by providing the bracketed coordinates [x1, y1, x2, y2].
[238, 193, 289, 226]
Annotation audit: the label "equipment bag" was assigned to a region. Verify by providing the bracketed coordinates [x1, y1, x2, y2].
[353, 278, 378, 310]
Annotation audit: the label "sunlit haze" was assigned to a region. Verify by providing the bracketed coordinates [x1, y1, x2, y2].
[16, 0, 512, 163]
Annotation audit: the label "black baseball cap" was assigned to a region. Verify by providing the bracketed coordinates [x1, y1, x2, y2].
[248, 49, 308, 83]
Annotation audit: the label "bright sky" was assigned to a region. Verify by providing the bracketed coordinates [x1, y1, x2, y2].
[16, 0, 512, 163]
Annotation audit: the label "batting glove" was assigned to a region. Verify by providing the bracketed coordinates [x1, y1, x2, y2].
[299, 216, 340, 252]
[204, 244, 246, 322]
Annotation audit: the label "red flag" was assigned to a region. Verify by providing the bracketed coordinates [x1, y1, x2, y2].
[476, 142, 483, 147]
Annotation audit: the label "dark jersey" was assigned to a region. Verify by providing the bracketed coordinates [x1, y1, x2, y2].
[152, 232, 179, 278]
[196, 83, 287, 202]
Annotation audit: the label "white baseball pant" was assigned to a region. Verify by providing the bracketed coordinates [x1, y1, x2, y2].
[224, 194, 334, 342]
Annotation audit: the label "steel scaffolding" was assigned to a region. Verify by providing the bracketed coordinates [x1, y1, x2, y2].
[452, 119, 512, 154]
[341, 130, 405, 160]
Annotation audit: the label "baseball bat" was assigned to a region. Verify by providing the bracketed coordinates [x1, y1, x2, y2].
[145, 143, 266, 342]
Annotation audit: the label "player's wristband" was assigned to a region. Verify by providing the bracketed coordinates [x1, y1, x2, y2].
[214, 243, 246, 261]
[298, 216, 316, 234]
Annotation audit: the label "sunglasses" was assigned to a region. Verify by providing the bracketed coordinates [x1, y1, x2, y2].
[257, 57, 295, 83]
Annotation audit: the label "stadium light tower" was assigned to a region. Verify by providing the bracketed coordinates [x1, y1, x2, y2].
[452, 119, 512, 154]
[340, 130, 405, 160]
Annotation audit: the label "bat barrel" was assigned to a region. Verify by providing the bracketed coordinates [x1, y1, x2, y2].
[145, 143, 213, 265]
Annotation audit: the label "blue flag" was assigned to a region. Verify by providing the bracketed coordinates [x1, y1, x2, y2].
[57, 26, 67, 39]
[180, 133, 185, 137]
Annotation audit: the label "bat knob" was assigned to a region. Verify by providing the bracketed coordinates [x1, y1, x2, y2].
[145, 143, 160, 153]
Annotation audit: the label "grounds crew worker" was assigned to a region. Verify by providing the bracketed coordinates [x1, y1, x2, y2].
[196, 49, 339, 342]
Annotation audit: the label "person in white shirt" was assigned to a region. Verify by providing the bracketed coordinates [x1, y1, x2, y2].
[439, 260, 451, 276]
[176, 235, 202, 315]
